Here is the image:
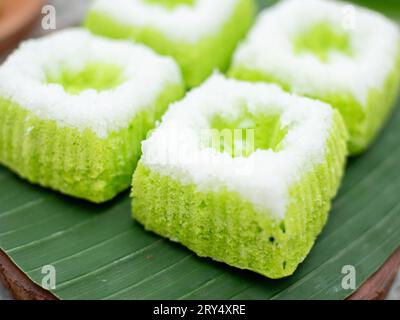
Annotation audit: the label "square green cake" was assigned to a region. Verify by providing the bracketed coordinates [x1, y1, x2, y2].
[131, 74, 348, 278]
[230, 0, 400, 155]
[0, 29, 184, 203]
[85, 0, 256, 88]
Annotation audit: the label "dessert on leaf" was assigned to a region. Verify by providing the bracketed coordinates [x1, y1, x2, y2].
[131, 74, 348, 278]
[85, 0, 255, 88]
[230, 0, 400, 155]
[0, 29, 184, 203]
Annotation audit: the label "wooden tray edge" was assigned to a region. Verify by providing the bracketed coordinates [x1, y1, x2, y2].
[1, 247, 399, 300]
[0, 250, 56, 300]
[348, 247, 400, 300]
[0, 0, 47, 53]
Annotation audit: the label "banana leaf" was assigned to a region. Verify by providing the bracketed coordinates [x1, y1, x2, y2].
[0, 0, 399, 300]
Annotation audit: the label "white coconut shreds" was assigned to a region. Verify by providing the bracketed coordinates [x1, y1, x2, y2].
[89, 0, 240, 43]
[232, 0, 400, 106]
[140, 74, 335, 220]
[0, 29, 183, 138]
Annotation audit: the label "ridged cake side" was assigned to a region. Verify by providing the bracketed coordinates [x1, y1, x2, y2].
[85, 0, 255, 88]
[0, 84, 184, 203]
[131, 111, 348, 279]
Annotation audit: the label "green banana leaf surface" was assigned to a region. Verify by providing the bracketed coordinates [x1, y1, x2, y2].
[0, 0, 399, 300]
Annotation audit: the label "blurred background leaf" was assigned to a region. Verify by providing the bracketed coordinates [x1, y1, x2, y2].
[0, 0, 399, 300]
[258, 0, 400, 21]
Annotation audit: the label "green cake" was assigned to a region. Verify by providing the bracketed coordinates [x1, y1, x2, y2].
[0, 29, 184, 203]
[131, 74, 348, 278]
[229, 0, 400, 155]
[84, 0, 255, 88]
